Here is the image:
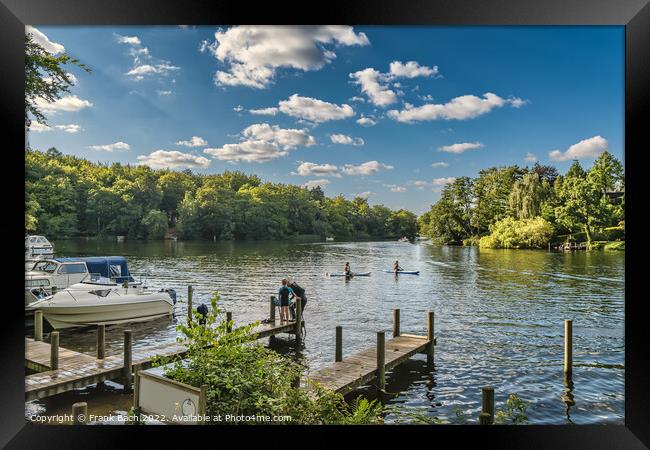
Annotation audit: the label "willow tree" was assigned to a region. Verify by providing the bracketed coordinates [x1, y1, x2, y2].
[509, 172, 550, 219]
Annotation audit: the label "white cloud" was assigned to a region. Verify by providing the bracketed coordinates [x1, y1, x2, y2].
[277, 94, 354, 123]
[88, 141, 130, 152]
[524, 152, 538, 163]
[203, 123, 316, 163]
[389, 61, 438, 78]
[233, 105, 244, 112]
[176, 136, 208, 147]
[292, 162, 341, 177]
[329, 134, 364, 146]
[127, 63, 180, 78]
[249, 107, 278, 116]
[34, 95, 93, 113]
[413, 180, 430, 189]
[157, 90, 172, 96]
[356, 116, 377, 127]
[54, 124, 81, 133]
[355, 191, 374, 199]
[431, 162, 449, 168]
[439, 142, 484, 154]
[349, 68, 397, 107]
[137, 150, 211, 170]
[384, 184, 406, 192]
[432, 177, 456, 186]
[342, 161, 393, 176]
[43, 72, 78, 86]
[349, 96, 365, 103]
[116, 35, 141, 45]
[387, 93, 524, 123]
[25, 26, 65, 54]
[510, 98, 528, 108]
[203, 26, 369, 88]
[28, 121, 51, 132]
[548, 136, 609, 161]
[303, 179, 331, 189]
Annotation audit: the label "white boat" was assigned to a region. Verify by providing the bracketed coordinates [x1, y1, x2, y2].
[28, 275, 176, 329]
[398, 237, 410, 243]
[25, 235, 54, 259]
[325, 237, 335, 242]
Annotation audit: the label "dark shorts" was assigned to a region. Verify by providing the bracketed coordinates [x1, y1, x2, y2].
[279, 298, 289, 307]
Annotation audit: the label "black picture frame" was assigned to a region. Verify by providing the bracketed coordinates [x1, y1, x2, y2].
[1, 0, 647, 447]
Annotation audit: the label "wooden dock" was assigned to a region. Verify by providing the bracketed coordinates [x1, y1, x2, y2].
[304, 310, 435, 395]
[25, 296, 304, 401]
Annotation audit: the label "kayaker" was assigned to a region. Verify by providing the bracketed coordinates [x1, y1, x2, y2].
[278, 279, 293, 322]
[344, 262, 352, 278]
[393, 260, 403, 273]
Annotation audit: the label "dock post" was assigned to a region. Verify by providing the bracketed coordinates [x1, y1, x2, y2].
[198, 384, 208, 424]
[377, 331, 386, 391]
[226, 311, 232, 333]
[97, 324, 105, 359]
[427, 311, 435, 364]
[295, 298, 302, 345]
[269, 296, 276, 321]
[187, 285, 193, 325]
[393, 309, 400, 337]
[482, 386, 495, 425]
[133, 366, 141, 416]
[34, 310, 43, 341]
[123, 330, 133, 394]
[564, 319, 573, 379]
[71, 402, 87, 424]
[50, 331, 59, 370]
[479, 412, 491, 425]
[335, 326, 342, 362]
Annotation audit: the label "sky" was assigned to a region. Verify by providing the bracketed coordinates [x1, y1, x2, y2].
[26, 25, 624, 215]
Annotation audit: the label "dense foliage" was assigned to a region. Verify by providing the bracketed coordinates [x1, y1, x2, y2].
[25, 149, 418, 241]
[154, 294, 383, 425]
[418, 156, 624, 248]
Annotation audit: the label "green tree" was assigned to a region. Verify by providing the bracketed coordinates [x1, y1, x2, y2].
[141, 209, 169, 239]
[509, 172, 550, 219]
[472, 166, 524, 233]
[25, 32, 90, 127]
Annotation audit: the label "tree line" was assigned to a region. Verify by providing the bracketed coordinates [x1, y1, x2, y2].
[417, 153, 625, 248]
[25, 148, 418, 241]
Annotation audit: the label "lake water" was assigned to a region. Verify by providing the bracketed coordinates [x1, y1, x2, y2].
[26, 239, 625, 424]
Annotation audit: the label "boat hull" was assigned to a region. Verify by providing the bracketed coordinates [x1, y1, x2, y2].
[327, 272, 371, 277]
[33, 296, 173, 329]
[383, 270, 420, 275]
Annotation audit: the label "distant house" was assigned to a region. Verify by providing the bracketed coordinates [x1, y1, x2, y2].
[604, 187, 625, 202]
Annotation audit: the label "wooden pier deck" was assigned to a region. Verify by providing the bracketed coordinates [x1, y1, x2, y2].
[305, 333, 431, 395]
[25, 302, 303, 402]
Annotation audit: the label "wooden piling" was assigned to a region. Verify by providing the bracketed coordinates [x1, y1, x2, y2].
[269, 296, 276, 321]
[226, 311, 232, 333]
[482, 386, 495, 425]
[34, 310, 43, 342]
[187, 285, 193, 325]
[97, 324, 105, 360]
[71, 402, 87, 424]
[427, 311, 435, 364]
[376, 331, 386, 391]
[50, 331, 59, 370]
[295, 297, 302, 345]
[335, 326, 342, 362]
[393, 309, 400, 337]
[123, 330, 132, 393]
[133, 367, 140, 413]
[564, 319, 573, 378]
[198, 384, 208, 424]
[479, 412, 491, 425]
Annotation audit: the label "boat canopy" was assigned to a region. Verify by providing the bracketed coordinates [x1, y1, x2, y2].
[83, 256, 134, 283]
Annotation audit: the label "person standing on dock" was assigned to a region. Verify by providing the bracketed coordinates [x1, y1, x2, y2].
[288, 279, 306, 320]
[278, 279, 293, 322]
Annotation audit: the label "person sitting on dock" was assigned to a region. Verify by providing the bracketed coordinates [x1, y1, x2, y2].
[278, 279, 293, 322]
[393, 260, 403, 273]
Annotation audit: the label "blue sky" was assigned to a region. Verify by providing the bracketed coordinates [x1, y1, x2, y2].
[27, 26, 624, 215]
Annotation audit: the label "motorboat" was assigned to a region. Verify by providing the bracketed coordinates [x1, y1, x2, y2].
[25, 256, 144, 307]
[27, 274, 177, 329]
[25, 235, 54, 259]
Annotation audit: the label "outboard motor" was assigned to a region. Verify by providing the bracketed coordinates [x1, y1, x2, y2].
[197, 303, 209, 325]
[161, 288, 177, 305]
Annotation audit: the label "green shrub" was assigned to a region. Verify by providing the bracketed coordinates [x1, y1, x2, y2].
[154, 293, 383, 425]
[479, 217, 554, 249]
[604, 241, 625, 251]
[462, 236, 481, 246]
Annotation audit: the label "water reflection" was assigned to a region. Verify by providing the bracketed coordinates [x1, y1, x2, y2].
[27, 239, 624, 425]
[562, 375, 576, 424]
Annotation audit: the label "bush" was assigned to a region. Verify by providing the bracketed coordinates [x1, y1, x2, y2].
[479, 217, 554, 249]
[604, 241, 625, 251]
[154, 293, 383, 425]
[462, 236, 481, 246]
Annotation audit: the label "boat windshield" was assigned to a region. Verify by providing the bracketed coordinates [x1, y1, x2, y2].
[32, 261, 58, 273]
